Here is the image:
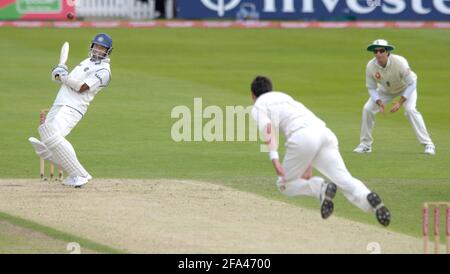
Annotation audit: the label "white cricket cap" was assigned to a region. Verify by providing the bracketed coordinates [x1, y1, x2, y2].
[367, 39, 395, 52]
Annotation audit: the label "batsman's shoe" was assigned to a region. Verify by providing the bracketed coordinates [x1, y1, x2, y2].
[63, 175, 92, 188]
[367, 192, 391, 227]
[320, 181, 337, 219]
[353, 143, 372, 154]
[424, 144, 436, 155]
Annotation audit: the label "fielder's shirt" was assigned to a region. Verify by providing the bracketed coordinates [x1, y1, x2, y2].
[53, 58, 112, 115]
[366, 54, 417, 95]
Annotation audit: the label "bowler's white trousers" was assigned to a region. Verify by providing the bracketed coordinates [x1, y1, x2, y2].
[360, 89, 433, 146]
[278, 126, 372, 212]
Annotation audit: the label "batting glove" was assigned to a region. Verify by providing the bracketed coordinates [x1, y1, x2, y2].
[51, 65, 69, 83]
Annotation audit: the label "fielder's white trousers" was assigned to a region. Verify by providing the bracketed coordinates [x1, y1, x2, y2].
[278, 126, 372, 212]
[360, 89, 433, 146]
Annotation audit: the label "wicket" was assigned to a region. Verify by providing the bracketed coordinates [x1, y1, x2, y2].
[423, 202, 450, 254]
[39, 109, 64, 181]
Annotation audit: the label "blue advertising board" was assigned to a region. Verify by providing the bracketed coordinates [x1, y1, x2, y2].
[176, 0, 450, 21]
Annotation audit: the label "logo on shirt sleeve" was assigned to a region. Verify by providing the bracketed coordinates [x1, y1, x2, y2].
[404, 68, 411, 77]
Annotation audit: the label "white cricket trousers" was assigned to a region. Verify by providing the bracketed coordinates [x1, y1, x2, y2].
[45, 105, 83, 137]
[39, 105, 89, 177]
[278, 126, 372, 212]
[360, 89, 433, 146]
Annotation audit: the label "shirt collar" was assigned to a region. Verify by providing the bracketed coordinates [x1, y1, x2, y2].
[376, 56, 391, 69]
[89, 58, 110, 65]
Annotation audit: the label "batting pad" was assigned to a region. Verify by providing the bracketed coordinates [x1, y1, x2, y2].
[28, 137, 53, 160]
[39, 123, 89, 177]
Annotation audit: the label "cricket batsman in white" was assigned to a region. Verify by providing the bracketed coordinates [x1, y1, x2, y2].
[250, 76, 391, 226]
[28, 33, 113, 187]
[353, 39, 435, 155]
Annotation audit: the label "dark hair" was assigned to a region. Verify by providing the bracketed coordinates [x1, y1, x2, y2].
[251, 76, 273, 98]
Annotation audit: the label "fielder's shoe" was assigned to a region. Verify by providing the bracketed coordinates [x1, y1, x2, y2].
[63, 175, 92, 188]
[367, 192, 391, 227]
[353, 143, 372, 154]
[424, 144, 436, 155]
[320, 181, 337, 219]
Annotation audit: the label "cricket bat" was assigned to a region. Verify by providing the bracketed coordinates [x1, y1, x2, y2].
[55, 41, 69, 81]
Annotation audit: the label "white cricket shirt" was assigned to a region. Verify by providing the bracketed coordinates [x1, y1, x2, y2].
[251, 91, 326, 139]
[53, 58, 111, 115]
[366, 54, 417, 95]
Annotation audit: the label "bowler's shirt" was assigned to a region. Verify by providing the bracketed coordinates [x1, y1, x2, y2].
[251, 91, 326, 140]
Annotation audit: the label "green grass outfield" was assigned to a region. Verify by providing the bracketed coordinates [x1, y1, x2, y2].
[0, 27, 449, 244]
[0, 211, 122, 254]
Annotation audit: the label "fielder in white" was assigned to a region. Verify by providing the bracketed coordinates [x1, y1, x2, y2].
[250, 76, 391, 226]
[29, 33, 113, 187]
[353, 39, 435, 155]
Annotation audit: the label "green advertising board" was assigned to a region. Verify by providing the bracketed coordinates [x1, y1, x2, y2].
[0, 0, 71, 20]
[16, 0, 61, 13]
